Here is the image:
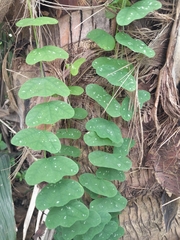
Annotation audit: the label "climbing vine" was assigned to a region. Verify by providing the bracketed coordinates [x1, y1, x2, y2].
[11, 0, 162, 239]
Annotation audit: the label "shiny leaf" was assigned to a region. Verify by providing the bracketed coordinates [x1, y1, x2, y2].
[16, 17, 58, 27]
[96, 168, 125, 181]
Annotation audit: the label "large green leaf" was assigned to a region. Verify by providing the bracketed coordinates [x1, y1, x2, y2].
[62, 210, 101, 240]
[26, 46, 69, 65]
[36, 179, 84, 210]
[86, 84, 121, 117]
[96, 168, 125, 181]
[90, 192, 127, 212]
[92, 221, 118, 240]
[85, 118, 123, 144]
[79, 173, 117, 197]
[92, 57, 136, 91]
[25, 156, 78, 185]
[18, 77, 70, 99]
[16, 17, 58, 27]
[87, 29, 115, 51]
[115, 32, 155, 58]
[26, 101, 74, 127]
[11, 128, 61, 153]
[89, 151, 132, 171]
[56, 128, 81, 139]
[46, 200, 89, 228]
[116, 0, 162, 26]
[57, 145, 81, 158]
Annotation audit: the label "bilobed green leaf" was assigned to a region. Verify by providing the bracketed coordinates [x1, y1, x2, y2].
[26, 46, 69, 65]
[26, 101, 74, 127]
[25, 156, 78, 185]
[113, 138, 135, 156]
[57, 145, 81, 158]
[92, 57, 136, 91]
[109, 226, 125, 239]
[62, 210, 101, 240]
[84, 132, 122, 147]
[86, 84, 121, 117]
[36, 179, 84, 210]
[120, 96, 133, 121]
[87, 29, 115, 51]
[16, 17, 58, 27]
[92, 221, 118, 240]
[85, 118, 123, 144]
[96, 168, 125, 181]
[90, 192, 127, 212]
[70, 58, 86, 76]
[116, 0, 162, 26]
[89, 151, 132, 171]
[138, 90, 150, 108]
[11, 128, 60, 153]
[72, 108, 88, 119]
[68, 86, 84, 95]
[18, 77, 70, 99]
[56, 128, 81, 139]
[115, 32, 155, 58]
[79, 173, 117, 197]
[46, 200, 89, 228]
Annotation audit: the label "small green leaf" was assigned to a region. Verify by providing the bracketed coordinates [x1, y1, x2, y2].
[11, 128, 60, 153]
[113, 138, 135, 156]
[109, 226, 125, 239]
[18, 77, 70, 99]
[46, 200, 89, 228]
[26, 101, 74, 127]
[36, 179, 84, 210]
[72, 108, 88, 119]
[138, 90, 150, 108]
[92, 57, 136, 91]
[62, 210, 101, 240]
[89, 151, 132, 171]
[56, 128, 81, 139]
[70, 58, 86, 76]
[120, 96, 133, 121]
[116, 0, 162, 26]
[92, 221, 118, 240]
[96, 168, 125, 181]
[87, 29, 115, 51]
[90, 192, 127, 212]
[16, 17, 58, 27]
[79, 173, 117, 197]
[85, 118, 123, 144]
[86, 84, 121, 117]
[25, 156, 78, 185]
[115, 32, 155, 58]
[57, 145, 81, 158]
[26, 46, 69, 65]
[84, 132, 122, 147]
[68, 86, 84, 95]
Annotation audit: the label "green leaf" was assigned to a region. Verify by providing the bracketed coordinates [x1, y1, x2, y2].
[79, 173, 117, 197]
[68, 86, 84, 95]
[84, 132, 122, 147]
[70, 58, 86, 76]
[89, 151, 132, 171]
[72, 108, 88, 119]
[62, 210, 101, 240]
[26, 46, 69, 65]
[84, 187, 100, 199]
[113, 138, 135, 156]
[108, 226, 125, 239]
[11, 128, 60, 153]
[36, 179, 84, 210]
[16, 17, 58, 27]
[138, 90, 150, 108]
[119, 96, 133, 121]
[116, 0, 162, 26]
[92, 221, 118, 240]
[56, 128, 81, 139]
[96, 168, 125, 181]
[86, 84, 121, 117]
[85, 118, 123, 144]
[87, 29, 115, 51]
[26, 101, 74, 127]
[46, 200, 89, 228]
[92, 57, 136, 91]
[90, 192, 127, 212]
[25, 156, 78, 185]
[57, 145, 81, 158]
[18, 77, 70, 99]
[0, 135, 7, 150]
[115, 32, 155, 58]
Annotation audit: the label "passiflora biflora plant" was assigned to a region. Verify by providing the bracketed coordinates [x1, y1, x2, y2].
[11, 0, 162, 239]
